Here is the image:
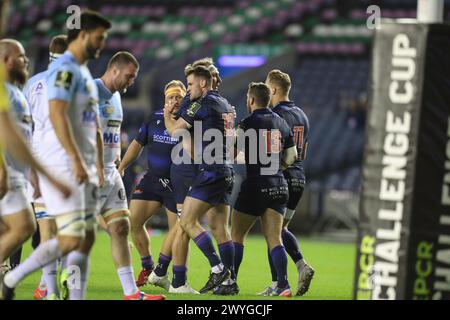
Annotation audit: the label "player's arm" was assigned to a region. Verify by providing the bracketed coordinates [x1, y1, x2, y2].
[301, 141, 308, 161]
[0, 150, 8, 199]
[96, 114, 104, 187]
[48, 99, 88, 184]
[118, 140, 144, 177]
[233, 123, 245, 163]
[281, 145, 297, 170]
[280, 124, 298, 170]
[0, 111, 71, 197]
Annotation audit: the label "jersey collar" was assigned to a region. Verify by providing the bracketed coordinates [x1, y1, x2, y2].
[95, 78, 114, 101]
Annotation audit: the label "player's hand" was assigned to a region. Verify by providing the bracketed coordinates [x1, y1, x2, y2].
[97, 167, 105, 188]
[164, 100, 176, 118]
[47, 176, 72, 199]
[29, 171, 42, 199]
[73, 157, 89, 185]
[0, 170, 8, 199]
[118, 166, 125, 177]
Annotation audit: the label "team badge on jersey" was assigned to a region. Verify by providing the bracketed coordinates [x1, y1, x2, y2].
[54, 71, 73, 89]
[187, 102, 201, 117]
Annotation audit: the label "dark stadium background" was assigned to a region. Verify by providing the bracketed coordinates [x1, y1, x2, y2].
[4, 0, 450, 239]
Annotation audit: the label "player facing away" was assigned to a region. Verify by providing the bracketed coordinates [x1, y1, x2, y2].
[164, 65, 236, 294]
[0, 39, 71, 300]
[118, 80, 186, 291]
[264, 70, 315, 296]
[230, 83, 297, 297]
[168, 58, 222, 293]
[96, 51, 165, 300]
[22, 34, 69, 300]
[1, 10, 111, 300]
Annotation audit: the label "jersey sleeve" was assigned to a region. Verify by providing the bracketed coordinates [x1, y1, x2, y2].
[135, 120, 149, 146]
[180, 100, 207, 127]
[46, 63, 79, 102]
[281, 119, 295, 149]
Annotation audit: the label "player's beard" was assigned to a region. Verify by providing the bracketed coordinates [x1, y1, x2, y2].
[11, 62, 28, 86]
[85, 41, 100, 60]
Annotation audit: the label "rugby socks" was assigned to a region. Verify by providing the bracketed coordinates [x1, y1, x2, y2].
[117, 266, 138, 295]
[193, 231, 222, 270]
[269, 245, 289, 289]
[4, 238, 62, 288]
[267, 247, 278, 282]
[154, 253, 172, 277]
[233, 242, 244, 278]
[282, 229, 304, 263]
[141, 255, 154, 271]
[67, 251, 90, 300]
[172, 265, 187, 288]
[218, 241, 235, 280]
[43, 260, 58, 296]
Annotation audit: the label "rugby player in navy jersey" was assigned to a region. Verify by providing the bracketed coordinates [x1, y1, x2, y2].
[263, 70, 315, 296]
[168, 58, 226, 293]
[228, 82, 297, 297]
[118, 80, 186, 290]
[164, 65, 235, 294]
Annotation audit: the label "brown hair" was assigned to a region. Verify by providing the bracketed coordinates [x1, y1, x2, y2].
[49, 35, 68, 54]
[248, 82, 271, 108]
[67, 9, 112, 43]
[185, 65, 213, 87]
[107, 51, 139, 70]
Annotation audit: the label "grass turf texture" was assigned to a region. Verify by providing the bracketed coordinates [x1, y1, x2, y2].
[13, 231, 355, 300]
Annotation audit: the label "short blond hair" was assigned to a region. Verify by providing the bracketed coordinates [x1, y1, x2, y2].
[164, 80, 186, 94]
[267, 69, 291, 95]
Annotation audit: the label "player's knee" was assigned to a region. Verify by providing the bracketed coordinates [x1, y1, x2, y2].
[109, 219, 130, 238]
[179, 217, 194, 234]
[59, 237, 83, 254]
[16, 219, 36, 242]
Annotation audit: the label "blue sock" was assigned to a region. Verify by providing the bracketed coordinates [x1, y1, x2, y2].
[282, 229, 303, 263]
[218, 241, 235, 279]
[193, 231, 221, 267]
[270, 245, 289, 289]
[154, 253, 172, 277]
[267, 247, 278, 282]
[141, 255, 154, 271]
[233, 242, 244, 279]
[172, 265, 187, 288]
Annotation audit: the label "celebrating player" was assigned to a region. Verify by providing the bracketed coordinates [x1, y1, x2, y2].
[118, 80, 185, 292]
[230, 82, 297, 297]
[264, 70, 315, 296]
[22, 34, 69, 300]
[168, 58, 222, 293]
[95, 51, 165, 300]
[1, 10, 111, 300]
[164, 65, 235, 294]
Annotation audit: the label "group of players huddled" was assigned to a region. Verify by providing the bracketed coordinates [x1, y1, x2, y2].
[0, 9, 314, 300]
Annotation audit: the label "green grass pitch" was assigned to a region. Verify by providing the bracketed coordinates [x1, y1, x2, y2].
[13, 231, 356, 300]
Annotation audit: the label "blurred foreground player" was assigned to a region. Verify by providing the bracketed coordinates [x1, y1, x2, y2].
[264, 70, 315, 296]
[96, 51, 164, 300]
[23, 34, 69, 300]
[0, 39, 71, 299]
[229, 83, 297, 297]
[1, 10, 111, 300]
